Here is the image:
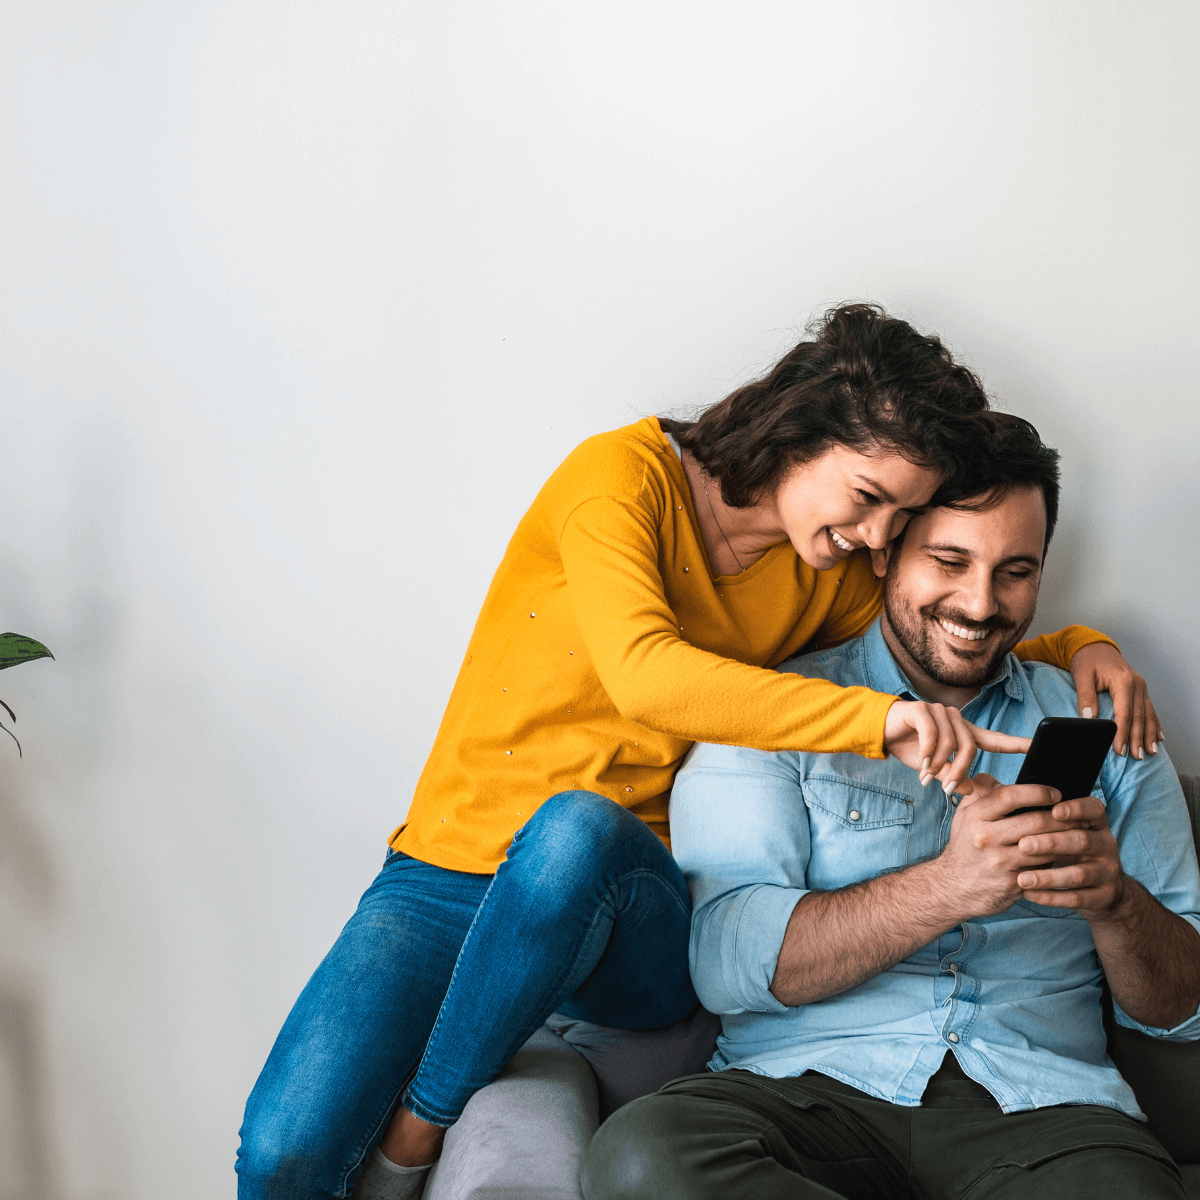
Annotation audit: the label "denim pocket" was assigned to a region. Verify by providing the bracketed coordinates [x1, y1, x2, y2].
[802, 776, 915, 830]
[800, 776, 915, 888]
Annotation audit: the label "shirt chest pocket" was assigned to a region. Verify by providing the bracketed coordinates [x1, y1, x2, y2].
[800, 775, 915, 889]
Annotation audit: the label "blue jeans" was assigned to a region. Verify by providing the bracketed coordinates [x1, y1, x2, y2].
[236, 791, 697, 1199]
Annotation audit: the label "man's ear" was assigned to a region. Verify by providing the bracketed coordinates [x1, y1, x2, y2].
[870, 543, 892, 579]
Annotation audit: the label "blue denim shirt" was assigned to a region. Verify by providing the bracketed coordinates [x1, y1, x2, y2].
[669, 618, 1200, 1117]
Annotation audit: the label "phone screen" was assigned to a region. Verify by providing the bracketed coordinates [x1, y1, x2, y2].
[1008, 716, 1117, 815]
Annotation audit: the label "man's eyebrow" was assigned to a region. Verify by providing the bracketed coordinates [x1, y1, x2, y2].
[922, 542, 1042, 568]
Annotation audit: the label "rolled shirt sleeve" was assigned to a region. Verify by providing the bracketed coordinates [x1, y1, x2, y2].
[670, 744, 811, 1014]
[1102, 740, 1200, 1042]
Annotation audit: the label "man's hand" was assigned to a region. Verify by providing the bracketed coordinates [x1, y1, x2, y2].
[1008, 792, 1200, 1029]
[1012, 795, 1125, 918]
[884, 701, 1031, 795]
[1011, 796, 1200, 1028]
[929, 773, 1088, 918]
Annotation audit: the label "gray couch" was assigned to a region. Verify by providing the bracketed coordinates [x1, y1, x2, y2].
[424, 774, 1200, 1200]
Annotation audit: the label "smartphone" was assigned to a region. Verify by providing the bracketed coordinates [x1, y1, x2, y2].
[1008, 716, 1117, 816]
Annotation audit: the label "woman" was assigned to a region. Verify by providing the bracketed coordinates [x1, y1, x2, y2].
[236, 305, 1158, 1200]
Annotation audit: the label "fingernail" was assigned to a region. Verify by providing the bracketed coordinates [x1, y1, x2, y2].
[922, 757, 931, 771]
[1017, 874, 1033, 888]
[1119, 745, 1127, 757]
[1149, 743, 1158, 755]
[1082, 707, 1094, 719]
[1134, 746, 1143, 760]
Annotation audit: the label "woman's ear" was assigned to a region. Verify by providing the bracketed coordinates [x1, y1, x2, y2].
[870, 544, 892, 579]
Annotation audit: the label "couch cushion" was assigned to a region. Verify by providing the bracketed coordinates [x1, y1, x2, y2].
[422, 1026, 597, 1200]
[1107, 1019, 1200, 1166]
[546, 1004, 722, 1118]
[1180, 1163, 1200, 1198]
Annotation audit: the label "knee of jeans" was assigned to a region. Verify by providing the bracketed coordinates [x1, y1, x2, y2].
[580, 1098, 682, 1200]
[236, 1112, 342, 1197]
[516, 790, 638, 870]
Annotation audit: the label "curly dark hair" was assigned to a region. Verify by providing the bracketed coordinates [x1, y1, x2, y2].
[659, 303, 992, 508]
[943, 411, 1061, 556]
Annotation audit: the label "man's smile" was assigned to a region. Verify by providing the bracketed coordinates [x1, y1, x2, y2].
[937, 618, 993, 643]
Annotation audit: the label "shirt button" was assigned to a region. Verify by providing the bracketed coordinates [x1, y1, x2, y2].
[947, 962, 958, 972]
[849, 810, 861, 822]
[947, 1032, 960, 1043]
[951, 795, 961, 806]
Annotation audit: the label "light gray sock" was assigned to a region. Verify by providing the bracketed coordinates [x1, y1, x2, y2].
[352, 1148, 433, 1200]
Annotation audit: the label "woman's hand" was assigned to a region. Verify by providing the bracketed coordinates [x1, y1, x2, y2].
[1069, 642, 1162, 759]
[883, 700, 1031, 795]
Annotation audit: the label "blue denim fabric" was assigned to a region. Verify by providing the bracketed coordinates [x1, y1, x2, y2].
[670, 617, 1200, 1117]
[236, 790, 696, 1199]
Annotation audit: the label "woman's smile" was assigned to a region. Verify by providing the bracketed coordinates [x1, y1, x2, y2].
[773, 446, 943, 572]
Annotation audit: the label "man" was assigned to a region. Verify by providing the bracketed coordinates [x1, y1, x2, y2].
[581, 415, 1200, 1200]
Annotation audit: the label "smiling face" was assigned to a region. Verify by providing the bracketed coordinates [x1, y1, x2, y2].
[873, 485, 1047, 703]
[771, 445, 944, 571]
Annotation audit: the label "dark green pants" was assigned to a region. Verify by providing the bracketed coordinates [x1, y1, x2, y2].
[581, 1059, 1183, 1200]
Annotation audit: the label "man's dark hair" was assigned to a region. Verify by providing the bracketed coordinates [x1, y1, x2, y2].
[938, 411, 1061, 556]
[659, 302, 992, 508]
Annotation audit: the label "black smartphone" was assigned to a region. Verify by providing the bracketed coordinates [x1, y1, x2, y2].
[1008, 716, 1117, 815]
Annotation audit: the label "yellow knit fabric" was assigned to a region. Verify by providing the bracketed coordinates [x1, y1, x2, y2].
[392, 418, 1110, 874]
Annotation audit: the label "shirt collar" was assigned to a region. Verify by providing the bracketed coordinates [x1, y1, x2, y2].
[861, 616, 1024, 705]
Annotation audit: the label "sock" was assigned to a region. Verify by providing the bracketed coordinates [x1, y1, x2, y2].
[352, 1148, 433, 1200]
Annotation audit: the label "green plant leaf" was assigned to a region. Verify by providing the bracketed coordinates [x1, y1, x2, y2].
[0, 633, 53, 671]
[0, 716, 21, 756]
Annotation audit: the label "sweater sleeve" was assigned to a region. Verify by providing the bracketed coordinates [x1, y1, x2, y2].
[1013, 626, 1119, 669]
[557, 492, 896, 758]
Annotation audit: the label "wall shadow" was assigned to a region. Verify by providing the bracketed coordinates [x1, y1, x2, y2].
[0, 987, 56, 1200]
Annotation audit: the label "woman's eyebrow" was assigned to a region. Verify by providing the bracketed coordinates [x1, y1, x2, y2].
[853, 474, 895, 502]
[856, 474, 925, 515]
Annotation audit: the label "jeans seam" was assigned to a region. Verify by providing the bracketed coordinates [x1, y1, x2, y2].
[338, 855, 482, 1190]
[404, 867, 507, 1125]
[337, 1080, 411, 1196]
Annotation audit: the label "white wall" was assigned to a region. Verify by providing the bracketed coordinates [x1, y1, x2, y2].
[0, 2, 1196, 1196]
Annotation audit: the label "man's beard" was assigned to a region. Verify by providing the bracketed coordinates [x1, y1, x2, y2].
[882, 572, 1032, 689]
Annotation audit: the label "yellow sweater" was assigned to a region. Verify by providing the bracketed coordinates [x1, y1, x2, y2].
[393, 418, 1109, 873]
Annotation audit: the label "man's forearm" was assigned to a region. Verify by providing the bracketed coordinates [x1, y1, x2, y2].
[770, 861, 967, 1007]
[1089, 878, 1200, 1030]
